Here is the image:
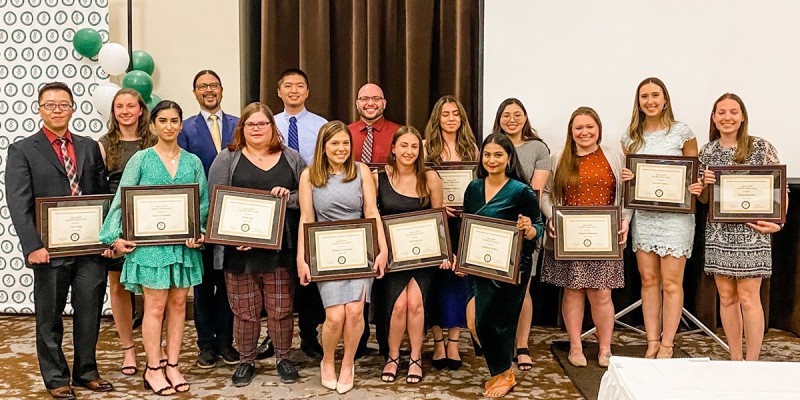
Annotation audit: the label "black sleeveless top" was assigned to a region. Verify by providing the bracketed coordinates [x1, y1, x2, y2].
[376, 170, 429, 215]
[224, 152, 297, 274]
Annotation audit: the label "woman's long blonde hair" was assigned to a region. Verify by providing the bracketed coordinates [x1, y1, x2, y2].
[553, 107, 603, 203]
[424, 96, 478, 165]
[709, 93, 752, 164]
[626, 77, 675, 154]
[308, 121, 358, 187]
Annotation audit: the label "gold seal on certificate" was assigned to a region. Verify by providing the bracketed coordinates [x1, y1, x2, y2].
[709, 165, 786, 223]
[35, 195, 114, 257]
[305, 219, 379, 281]
[121, 184, 201, 245]
[205, 186, 287, 249]
[553, 206, 622, 260]
[430, 162, 479, 208]
[455, 214, 523, 284]
[624, 155, 698, 213]
[382, 208, 451, 272]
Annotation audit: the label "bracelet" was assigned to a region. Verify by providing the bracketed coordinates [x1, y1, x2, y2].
[109, 238, 118, 250]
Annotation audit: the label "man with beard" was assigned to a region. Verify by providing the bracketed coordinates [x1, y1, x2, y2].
[348, 83, 401, 359]
[177, 70, 239, 368]
[349, 83, 401, 165]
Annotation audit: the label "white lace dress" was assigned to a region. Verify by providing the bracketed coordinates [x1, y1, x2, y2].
[620, 122, 695, 258]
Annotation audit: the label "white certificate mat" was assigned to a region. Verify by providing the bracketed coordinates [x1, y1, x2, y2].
[438, 170, 474, 206]
[720, 175, 774, 213]
[133, 194, 190, 236]
[314, 228, 369, 271]
[217, 195, 275, 239]
[561, 214, 613, 252]
[388, 218, 441, 262]
[634, 163, 686, 204]
[47, 205, 104, 247]
[464, 224, 514, 271]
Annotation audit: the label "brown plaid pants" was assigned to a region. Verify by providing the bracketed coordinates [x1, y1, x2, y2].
[225, 267, 295, 363]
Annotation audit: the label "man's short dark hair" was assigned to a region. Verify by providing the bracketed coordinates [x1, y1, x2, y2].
[193, 69, 222, 89]
[278, 68, 309, 87]
[38, 82, 73, 104]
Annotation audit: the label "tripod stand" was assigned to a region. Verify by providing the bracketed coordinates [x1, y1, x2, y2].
[580, 298, 729, 351]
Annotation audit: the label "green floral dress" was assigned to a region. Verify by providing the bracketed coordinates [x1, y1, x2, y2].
[99, 148, 209, 294]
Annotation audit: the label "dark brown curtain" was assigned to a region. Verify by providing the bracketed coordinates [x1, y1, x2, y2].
[241, 0, 482, 135]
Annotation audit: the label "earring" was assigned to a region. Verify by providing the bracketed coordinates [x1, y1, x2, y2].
[506, 163, 511, 173]
[663, 104, 667, 110]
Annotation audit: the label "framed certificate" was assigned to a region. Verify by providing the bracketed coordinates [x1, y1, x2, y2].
[204, 185, 287, 249]
[430, 162, 479, 209]
[709, 164, 787, 223]
[553, 206, 622, 260]
[34, 194, 114, 257]
[624, 154, 698, 213]
[382, 208, 451, 272]
[304, 218, 379, 281]
[455, 214, 523, 284]
[120, 184, 200, 245]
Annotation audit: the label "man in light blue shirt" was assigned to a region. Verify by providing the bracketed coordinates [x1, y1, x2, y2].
[273, 68, 327, 165]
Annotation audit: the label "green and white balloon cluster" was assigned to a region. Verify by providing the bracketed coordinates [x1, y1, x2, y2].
[72, 28, 161, 118]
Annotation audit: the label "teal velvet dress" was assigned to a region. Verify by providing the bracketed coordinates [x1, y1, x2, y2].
[463, 177, 544, 376]
[99, 148, 209, 294]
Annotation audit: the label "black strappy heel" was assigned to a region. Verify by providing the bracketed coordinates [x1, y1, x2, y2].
[143, 364, 174, 396]
[406, 358, 423, 384]
[121, 344, 138, 376]
[165, 362, 190, 393]
[381, 356, 400, 382]
[431, 338, 447, 370]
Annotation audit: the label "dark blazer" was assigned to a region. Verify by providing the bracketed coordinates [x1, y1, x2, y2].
[177, 111, 239, 176]
[5, 130, 109, 267]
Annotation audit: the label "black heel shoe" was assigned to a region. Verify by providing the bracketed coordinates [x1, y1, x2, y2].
[164, 362, 190, 393]
[143, 364, 174, 396]
[407, 358, 423, 384]
[446, 338, 462, 370]
[431, 338, 447, 370]
[381, 355, 400, 382]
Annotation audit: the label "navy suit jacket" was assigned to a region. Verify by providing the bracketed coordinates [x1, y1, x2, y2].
[5, 130, 109, 267]
[178, 111, 239, 176]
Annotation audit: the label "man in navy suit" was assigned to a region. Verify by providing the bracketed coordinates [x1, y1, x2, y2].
[6, 82, 113, 399]
[177, 70, 239, 368]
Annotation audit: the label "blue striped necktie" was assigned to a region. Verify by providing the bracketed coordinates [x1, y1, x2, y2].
[288, 116, 299, 151]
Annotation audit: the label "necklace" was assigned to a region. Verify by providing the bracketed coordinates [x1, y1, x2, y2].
[155, 147, 180, 164]
[246, 147, 269, 161]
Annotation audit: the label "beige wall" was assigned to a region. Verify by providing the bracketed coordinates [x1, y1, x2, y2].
[108, 0, 242, 116]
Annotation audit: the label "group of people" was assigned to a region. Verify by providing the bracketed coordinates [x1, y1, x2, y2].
[5, 70, 784, 399]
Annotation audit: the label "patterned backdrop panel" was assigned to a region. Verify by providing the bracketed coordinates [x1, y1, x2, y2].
[0, 0, 111, 314]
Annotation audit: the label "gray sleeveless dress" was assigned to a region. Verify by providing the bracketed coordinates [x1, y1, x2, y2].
[312, 164, 373, 307]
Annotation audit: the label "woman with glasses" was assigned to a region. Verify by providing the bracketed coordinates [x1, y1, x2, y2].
[207, 102, 307, 386]
[100, 101, 208, 396]
[97, 88, 158, 377]
[492, 98, 550, 371]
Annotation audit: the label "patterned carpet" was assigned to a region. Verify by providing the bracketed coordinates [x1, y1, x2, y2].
[1, 315, 799, 399]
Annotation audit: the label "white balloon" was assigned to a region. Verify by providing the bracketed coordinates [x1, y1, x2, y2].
[92, 83, 121, 119]
[97, 43, 130, 76]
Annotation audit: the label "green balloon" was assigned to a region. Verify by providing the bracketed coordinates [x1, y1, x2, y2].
[73, 28, 103, 58]
[144, 94, 162, 111]
[121, 70, 154, 100]
[131, 50, 155, 75]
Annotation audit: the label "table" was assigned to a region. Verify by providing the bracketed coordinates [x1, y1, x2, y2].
[598, 356, 800, 400]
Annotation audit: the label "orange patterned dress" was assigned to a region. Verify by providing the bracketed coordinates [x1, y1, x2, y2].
[541, 147, 625, 289]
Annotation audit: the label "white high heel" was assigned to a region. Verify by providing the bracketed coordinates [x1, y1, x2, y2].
[320, 361, 337, 390]
[336, 364, 355, 394]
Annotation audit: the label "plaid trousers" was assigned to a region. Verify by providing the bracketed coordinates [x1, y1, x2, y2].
[225, 267, 295, 363]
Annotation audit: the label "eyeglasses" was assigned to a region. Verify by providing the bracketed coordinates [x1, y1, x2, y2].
[500, 113, 526, 121]
[244, 121, 270, 130]
[39, 103, 74, 111]
[195, 83, 221, 91]
[357, 96, 384, 103]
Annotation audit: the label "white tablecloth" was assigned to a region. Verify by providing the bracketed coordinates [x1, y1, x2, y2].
[598, 356, 800, 400]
